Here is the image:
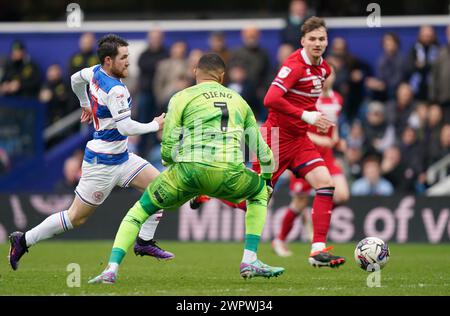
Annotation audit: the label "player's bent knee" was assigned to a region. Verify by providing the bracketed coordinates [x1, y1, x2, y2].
[316, 179, 334, 189]
[334, 190, 349, 204]
[291, 195, 308, 213]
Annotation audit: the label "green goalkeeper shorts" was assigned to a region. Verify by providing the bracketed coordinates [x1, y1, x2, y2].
[140, 162, 266, 210]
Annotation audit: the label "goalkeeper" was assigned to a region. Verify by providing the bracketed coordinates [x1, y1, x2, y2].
[89, 53, 284, 283]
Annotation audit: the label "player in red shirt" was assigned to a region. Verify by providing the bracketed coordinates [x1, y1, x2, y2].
[272, 68, 350, 257]
[192, 17, 345, 268]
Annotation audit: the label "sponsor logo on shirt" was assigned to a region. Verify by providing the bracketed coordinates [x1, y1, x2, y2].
[277, 66, 292, 79]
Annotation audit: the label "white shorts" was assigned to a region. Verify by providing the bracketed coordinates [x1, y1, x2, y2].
[75, 153, 149, 206]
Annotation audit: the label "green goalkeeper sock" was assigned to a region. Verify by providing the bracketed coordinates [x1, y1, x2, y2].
[109, 201, 156, 265]
[245, 187, 268, 239]
[243, 186, 268, 256]
[244, 234, 261, 253]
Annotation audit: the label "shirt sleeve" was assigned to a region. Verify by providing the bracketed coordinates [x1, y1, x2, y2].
[107, 85, 131, 122]
[271, 64, 303, 93]
[264, 64, 306, 118]
[161, 92, 185, 164]
[70, 65, 96, 107]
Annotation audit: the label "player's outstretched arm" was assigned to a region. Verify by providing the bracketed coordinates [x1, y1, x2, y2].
[116, 114, 164, 136]
[108, 85, 164, 136]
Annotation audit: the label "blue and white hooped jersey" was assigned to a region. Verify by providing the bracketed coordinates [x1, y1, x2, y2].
[78, 65, 132, 165]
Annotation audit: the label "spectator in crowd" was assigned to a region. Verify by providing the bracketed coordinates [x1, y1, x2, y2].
[327, 37, 370, 124]
[346, 120, 365, 150]
[230, 26, 270, 103]
[68, 32, 98, 75]
[0, 52, 6, 83]
[186, 49, 203, 85]
[424, 104, 444, 162]
[153, 41, 188, 109]
[39, 64, 72, 127]
[406, 25, 439, 101]
[382, 144, 422, 194]
[399, 126, 426, 192]
[365, 32, 407, 101]
[351, 154, 394, 196]
[67, 32, 99, 113]
[281, 0, 312, 48]
[136, 28, 169, 156]
[0, 147, 10, 175]
[154, 49, 199, 113]
[381, 146, 408, 192]
[208, 31, 231, 66]
[227, 63, 259, 119]
[430, 24, 450, 122]
[408, 102, 429, 142]
[0, 41, 41, 97]
[386, 82, 417, 138]
[343, 145, 363, 183]
[266, 43, 295, 89]
[137, 29, 169, 122]
[54, 152, 82, 192]
[427, 123, 450, 166]
[363, 101, 395, 154]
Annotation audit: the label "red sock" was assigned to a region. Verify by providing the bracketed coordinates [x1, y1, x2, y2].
[221, 199, 247, 211]
[278, 208, 298, 241]
[311, 187, 335, 243]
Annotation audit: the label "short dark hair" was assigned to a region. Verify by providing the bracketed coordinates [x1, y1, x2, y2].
[11, 40, 26, 52]
[301, 16, 327, 37]
[383, 32, 401, 48]
[363, 153, 382, 166]
[97, 34, 129, 65]
[197, 53, 225, 73]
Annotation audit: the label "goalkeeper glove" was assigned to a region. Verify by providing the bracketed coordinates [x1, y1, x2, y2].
[260, 173, 274, 200]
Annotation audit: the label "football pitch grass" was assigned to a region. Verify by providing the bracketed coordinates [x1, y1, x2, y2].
[0, 241, 449, 296]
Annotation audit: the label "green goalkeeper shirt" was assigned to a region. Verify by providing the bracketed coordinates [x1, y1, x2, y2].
[161, 81, 274, 175]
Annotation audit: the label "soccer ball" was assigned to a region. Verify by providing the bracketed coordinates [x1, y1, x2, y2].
[354, 237, 390, 272]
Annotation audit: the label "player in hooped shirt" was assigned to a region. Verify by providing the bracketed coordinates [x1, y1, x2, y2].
[272, 67, 350, 257]
[8, 35, 174, 271]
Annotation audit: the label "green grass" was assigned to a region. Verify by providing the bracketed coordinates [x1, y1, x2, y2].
[0, 242, 449, 296]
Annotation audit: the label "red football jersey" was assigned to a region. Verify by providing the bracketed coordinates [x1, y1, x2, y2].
[309, 90, 343, 157]
[264, 48, 331, 138]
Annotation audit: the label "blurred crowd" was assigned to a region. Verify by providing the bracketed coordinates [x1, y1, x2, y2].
[0, 0, 449, 195]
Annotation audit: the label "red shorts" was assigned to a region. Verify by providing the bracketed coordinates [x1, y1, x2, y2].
[253, 129, 326, 186]
[289, 151, 343, 195]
